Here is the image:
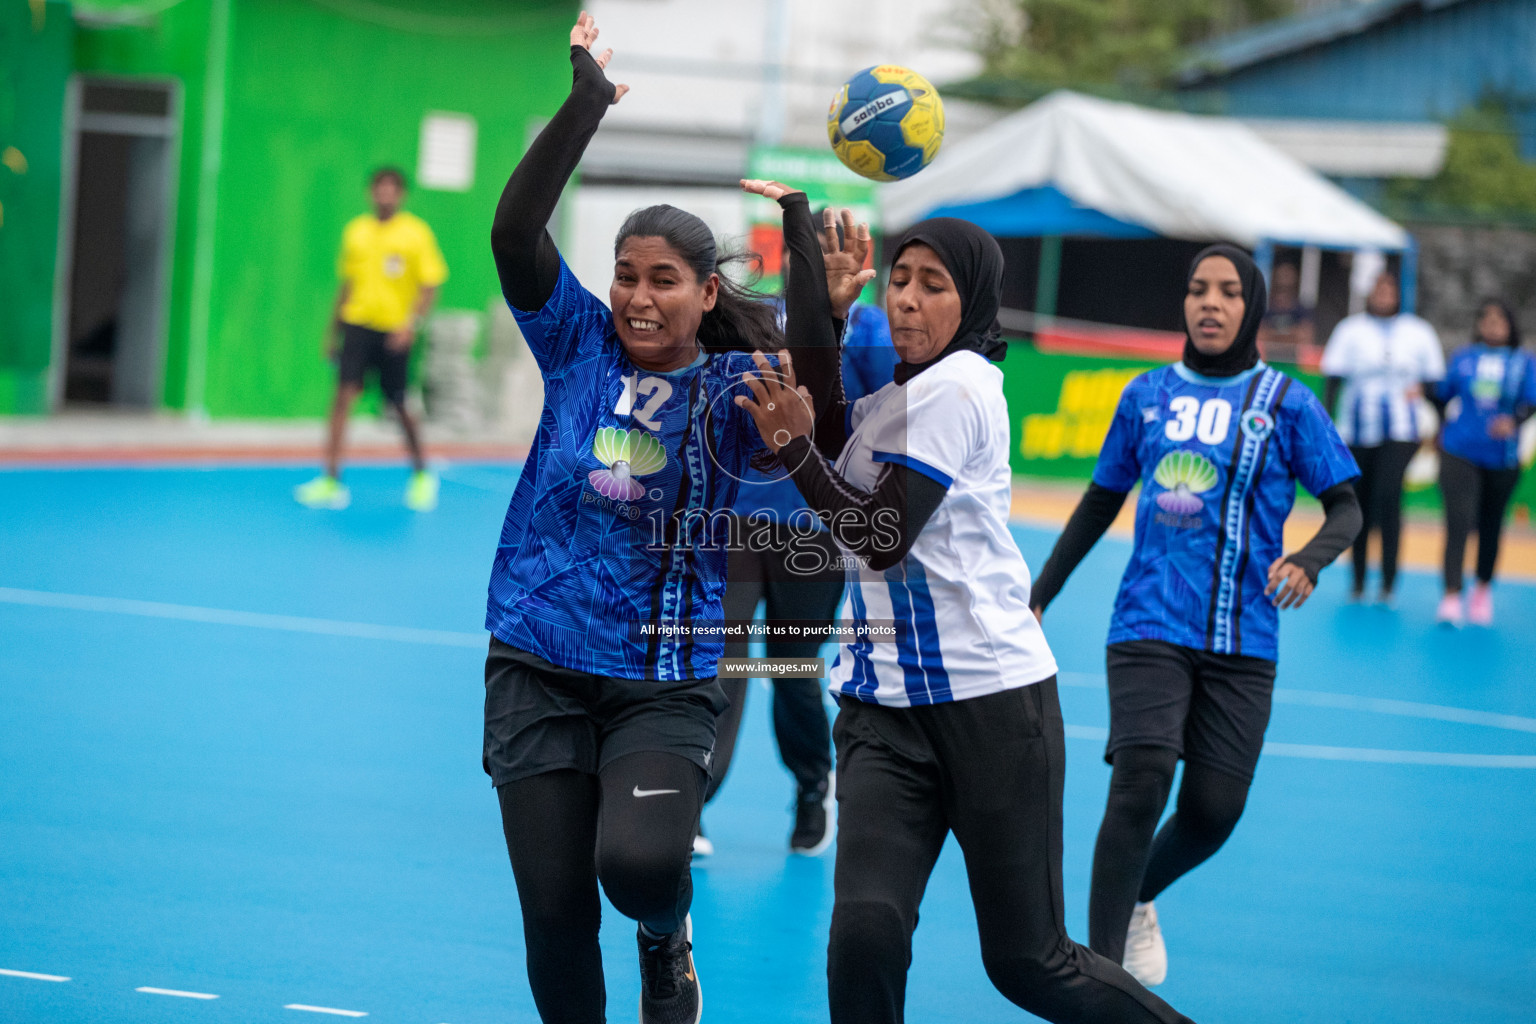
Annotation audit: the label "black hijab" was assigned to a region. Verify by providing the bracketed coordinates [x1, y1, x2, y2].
[889, 218, 1008, 385]
[1182, 243, 1267, 378]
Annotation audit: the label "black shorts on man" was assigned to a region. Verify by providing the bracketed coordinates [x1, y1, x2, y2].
[338, 322, 410, 406]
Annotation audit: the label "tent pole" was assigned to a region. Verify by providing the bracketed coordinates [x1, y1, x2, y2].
[1036, 235, 1062, 319]
[1253, 239, 1274, 285]
[1400, 239, 1418, 314]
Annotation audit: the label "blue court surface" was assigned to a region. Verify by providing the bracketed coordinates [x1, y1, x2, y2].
[2, 463, 1534, 1024]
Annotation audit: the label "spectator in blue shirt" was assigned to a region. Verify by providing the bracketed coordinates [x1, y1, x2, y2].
[1433, 300, 1535, 626]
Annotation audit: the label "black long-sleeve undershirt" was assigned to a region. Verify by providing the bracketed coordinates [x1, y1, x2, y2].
[776, 436, 948, 572]
[1286, 483, 1362, 582]
[1029, 481, 1362, 614]
[770, 173, 944, 571]
[1028, 482, 1128, 613]
[488, 45, 837, 426]
[491, 46, 613, 314]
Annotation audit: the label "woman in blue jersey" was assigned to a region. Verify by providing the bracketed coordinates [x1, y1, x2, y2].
[482, 15, 846, 1024]
[1432, 300, 1536, 626]
[1029, 246, 1363, 988]
[736, 209, 1196, 1023]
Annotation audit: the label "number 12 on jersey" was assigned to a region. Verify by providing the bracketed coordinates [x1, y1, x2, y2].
[615, 373, 674, 432]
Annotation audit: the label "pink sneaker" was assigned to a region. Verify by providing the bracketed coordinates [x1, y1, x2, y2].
[1468, 584, 1493, 626]
[1435, 592, 1464, 627]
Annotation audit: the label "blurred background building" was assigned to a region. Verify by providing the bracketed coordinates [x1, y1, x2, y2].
[1, 0, 572, 423]
[2, 0, 1533, 519]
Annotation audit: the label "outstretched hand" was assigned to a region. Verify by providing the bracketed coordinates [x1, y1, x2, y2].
[740, 178, 805, 202]
[571, 11, 628, 103]
[1266, 556, 1314, 609]
[820, 207, 876, 320]
[734, 349, 814, 453]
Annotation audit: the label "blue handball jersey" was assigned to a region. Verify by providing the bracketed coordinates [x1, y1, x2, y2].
[487, 258, 766, 681]
[1439, 344, 1536, 470]
[1093, 362, 1359, 661]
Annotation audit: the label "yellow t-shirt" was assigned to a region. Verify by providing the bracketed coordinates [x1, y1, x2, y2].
[337, 210, 448, 331]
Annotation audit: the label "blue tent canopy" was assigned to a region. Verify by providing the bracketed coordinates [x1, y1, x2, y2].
[925, 185, 1158, 240]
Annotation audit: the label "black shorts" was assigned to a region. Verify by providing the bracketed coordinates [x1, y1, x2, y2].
[482, 637, 728, 787]
[337, 323, 409, 405]
[1104, 639, 1276, 784]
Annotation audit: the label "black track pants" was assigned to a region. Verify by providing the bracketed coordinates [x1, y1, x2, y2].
[827, 682, 1195, 1024]
[1349, 440, 1419, 594]
[496, 752, 705, 1024]
[1440, 451, 1522, 591]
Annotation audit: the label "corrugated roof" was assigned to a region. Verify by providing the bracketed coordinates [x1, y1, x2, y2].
[1179, 0, 1473, 85]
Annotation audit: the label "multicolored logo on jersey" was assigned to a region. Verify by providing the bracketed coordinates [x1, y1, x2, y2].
[1240, 408, 1275, 442]
[1153, 450, 1218, 515]
[587, 427, 667, 501]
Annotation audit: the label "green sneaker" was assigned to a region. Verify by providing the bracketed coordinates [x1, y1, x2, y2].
[294, 474, 351, 509]
[405, 470, 439, 512]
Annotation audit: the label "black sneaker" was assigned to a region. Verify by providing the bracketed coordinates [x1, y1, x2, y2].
[638, 915, 700, 1024]
[789, 775, 834, 855]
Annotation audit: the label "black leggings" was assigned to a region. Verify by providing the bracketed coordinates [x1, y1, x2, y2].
[1349, 440, 1420, 594]
[1440, 451, 1523, 591]
[828, 683, 1193, 1024]
[496, 752, 705, 1024]
[1087, 746, 1249, 963]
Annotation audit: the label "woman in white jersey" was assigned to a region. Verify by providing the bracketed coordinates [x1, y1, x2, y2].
[1320, 271, 1444, 602]
[735, 198, 1195, 1024]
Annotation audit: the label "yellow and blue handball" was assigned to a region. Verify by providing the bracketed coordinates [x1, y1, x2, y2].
[827, 65, 945, 182]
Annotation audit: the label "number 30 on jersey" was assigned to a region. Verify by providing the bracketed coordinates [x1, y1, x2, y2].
[1165, 397, 1231, 444]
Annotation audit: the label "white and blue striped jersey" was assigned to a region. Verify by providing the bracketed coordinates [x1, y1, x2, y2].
[1320, 312, 1444, 446]
[828, 351, 1058, 707]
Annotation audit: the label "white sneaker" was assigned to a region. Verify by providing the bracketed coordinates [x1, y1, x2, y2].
[1123, 901, 1167, 987]
[691, 832, 714, 858]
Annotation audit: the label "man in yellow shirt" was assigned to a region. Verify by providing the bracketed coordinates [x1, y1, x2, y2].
[296, 167, 448, 510]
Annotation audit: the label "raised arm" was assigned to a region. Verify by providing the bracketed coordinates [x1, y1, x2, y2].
[491, 14, 627, 312]
[743, 182, 874, 456]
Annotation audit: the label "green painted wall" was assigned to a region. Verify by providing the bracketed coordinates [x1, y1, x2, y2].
[0, 0, 71, 414]
[72, 0, 573, 416]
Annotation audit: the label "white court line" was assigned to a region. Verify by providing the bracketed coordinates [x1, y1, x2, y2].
[0, 969, 70, 982]
[285, 1005, 368, 1018]
[1261, 743, 1536, 769]
[137, 986, 218, 999]
[0, 587, 485, 649]
[1062, 722, 1536, 767]
[1272, 688, 1536, 735]
[1059, 671, 1536, 735]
